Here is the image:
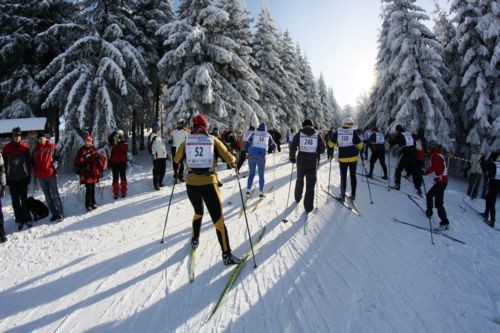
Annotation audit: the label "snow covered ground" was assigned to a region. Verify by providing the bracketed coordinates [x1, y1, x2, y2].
[1, 148, 500, 332]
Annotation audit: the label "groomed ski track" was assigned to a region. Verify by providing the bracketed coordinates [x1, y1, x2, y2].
[1, 148, 500, 332]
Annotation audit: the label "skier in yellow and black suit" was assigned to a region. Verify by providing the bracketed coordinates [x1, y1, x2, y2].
[174, 114, 242, 265]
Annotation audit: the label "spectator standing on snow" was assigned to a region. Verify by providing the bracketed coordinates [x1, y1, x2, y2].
[108, 129, 128, 199]
[148, 122, 167, 190]
[289, 118, 326, 213]
[173, 114, 242, 265]
[482, 152, 499, 228]
[32, 131, 64, 222]
[169, 120, 189, 181]
[362, 127, 371, 160]
[3, 127, 32, 230]
[328, 118, 363, 201]
[467, 145, 482, 200]
[424, 140, 450, 230]
[74, 135, 101, 212]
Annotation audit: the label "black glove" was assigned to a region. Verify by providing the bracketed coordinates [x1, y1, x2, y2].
[289, 157, 296, 164]
[168, 139, 173, 145]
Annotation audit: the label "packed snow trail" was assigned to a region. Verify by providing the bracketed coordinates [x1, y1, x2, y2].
[1, 150, 500, 332]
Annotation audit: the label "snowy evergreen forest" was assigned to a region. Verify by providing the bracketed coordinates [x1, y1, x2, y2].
[0, 0, 498, 162]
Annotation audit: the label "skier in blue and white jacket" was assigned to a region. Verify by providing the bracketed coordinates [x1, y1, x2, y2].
[245, 123, 276, 197]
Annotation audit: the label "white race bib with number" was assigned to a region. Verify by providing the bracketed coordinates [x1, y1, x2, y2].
[375, 132, 385, 144]
[252, 131, 269, 149]
[186, 135, 214, 169]
[495, 161, 500, 180]
[402, 132, 414, 147]
[337, 128, 354, 147]
[243, 131, 254, 142]
[299, 132, 318, 153]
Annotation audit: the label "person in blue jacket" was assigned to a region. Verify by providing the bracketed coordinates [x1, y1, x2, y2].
[245, 123, 276, 197]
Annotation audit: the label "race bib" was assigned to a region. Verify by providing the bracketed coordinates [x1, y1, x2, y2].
[252, 131, 269, 149]
[402, 132, 414, 147]
[186, 135, 214, 169]
[495, 161, 500, 180]
[243, 131, 254, 142]
[337, 128, 354, 147]
[299, 132, 318, 153]
[375, 132, 385, 144]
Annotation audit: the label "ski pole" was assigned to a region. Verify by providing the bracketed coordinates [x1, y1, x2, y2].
[160, 166, 180, 244]
[421, 178, 434, 245]
[315, 158, 319, 209]
[361, 157, 373, 204]
[235, 168, 258, 268]
[327, 155, 333, 196]
[282, 163, 295, 223]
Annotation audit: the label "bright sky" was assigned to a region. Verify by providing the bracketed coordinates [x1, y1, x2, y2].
[244, 0, 451, 108]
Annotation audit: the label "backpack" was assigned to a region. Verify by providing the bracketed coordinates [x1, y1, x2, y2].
[26, 197, 49, 221]
[96, 151, 108, 172]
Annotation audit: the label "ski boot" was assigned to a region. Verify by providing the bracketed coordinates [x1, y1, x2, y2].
[191, 238, 199, 251]
[222, 251, 243, 265]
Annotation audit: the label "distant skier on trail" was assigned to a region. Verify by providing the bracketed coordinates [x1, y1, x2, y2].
[173, 114, 242, 265]
[148, 122, 168, 190]
[237, 125, 255, 173]
[423, 140, 450, 230]
[289, 118, 325, 213]
[386, 124, 422, 195]
[245, 123, 276, 198]
[367, 127, 388, 179]
[327, 118, 363, 201]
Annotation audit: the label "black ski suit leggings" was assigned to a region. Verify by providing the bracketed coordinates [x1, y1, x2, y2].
[426, 182, 449, 224]
[186, 183, 231, 253]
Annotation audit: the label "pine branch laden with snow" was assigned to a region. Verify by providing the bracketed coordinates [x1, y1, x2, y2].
[451, 0, 498, 152]
[157, 0, 261, 129]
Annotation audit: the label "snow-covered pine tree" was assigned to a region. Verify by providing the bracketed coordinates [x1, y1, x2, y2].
[37, 0, 151, 165]
[327, 87, 342, 128]
[298, 52, 324, 128]
[0, 0, 75, 120]
[367, 2, 393, 129]
[451, 0, 499, 152]
[131, 0, 174, 153]
[355, 93, 371, 130]
[318, 73, 340, 130]
[433, 5, 463, 152]
[451, 0, 498, 152]
[278, 30, 305, 133]
[157, 0, 261, 129]
[215, 0, 263, 128]
[252, 7, 287, 128]
[375, 0, 453, 150]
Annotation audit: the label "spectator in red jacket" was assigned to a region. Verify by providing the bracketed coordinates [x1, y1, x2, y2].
[424, 140, 449, 230]
[75, 136, 101, 212]
[3, 127, 32, 230]
[108, 130, 128, 199]
[32, 131, 64, 222]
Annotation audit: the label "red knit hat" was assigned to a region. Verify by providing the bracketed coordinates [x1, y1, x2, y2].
[193, 115, 208, 134]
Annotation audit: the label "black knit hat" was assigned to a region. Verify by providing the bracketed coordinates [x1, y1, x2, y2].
[11, 127, 21, 137]
[37, 131, 47, 139]
[302, 119, 313, 127]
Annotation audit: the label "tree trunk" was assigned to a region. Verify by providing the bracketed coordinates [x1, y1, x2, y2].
[132, 108, 138, 155]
